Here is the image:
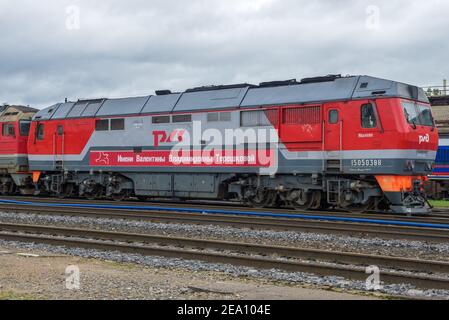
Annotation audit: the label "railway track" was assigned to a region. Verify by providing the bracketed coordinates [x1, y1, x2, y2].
[0, 222, 448, 290]
[0, 203, 449, 243]
[2, 195, 449, 225]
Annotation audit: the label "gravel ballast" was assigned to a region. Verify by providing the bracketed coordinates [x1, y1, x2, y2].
[0, 211, 448, 261]
[0, 239, 448, 299]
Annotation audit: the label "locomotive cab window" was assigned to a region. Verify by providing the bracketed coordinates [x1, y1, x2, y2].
[417, 104, 435, 127]
[37, 123, 45, 140]
[2, 123, 15, 137]
[95, 119, 109, 131]
[19, 121, 31, 136]
[111, 118, 125, 130]
[402, 101, 434, 127]
[329, 110, 339, 124]
[361, 104, 377, 128]
[57, 125, 64, 136]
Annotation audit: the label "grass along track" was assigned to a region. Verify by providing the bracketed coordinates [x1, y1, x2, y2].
[0, 222, 448, 290]
[0, 203, 449, 243]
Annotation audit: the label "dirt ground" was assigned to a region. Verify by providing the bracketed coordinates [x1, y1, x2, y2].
[0, 244, 381, 300]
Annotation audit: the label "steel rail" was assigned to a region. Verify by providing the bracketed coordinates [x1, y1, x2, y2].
[2, 196, 449, 224]
[1, 222, 449, 274]
[0, 223, 448, 290]
[2, 199, 449, 231]
[0, 204, 449, 243]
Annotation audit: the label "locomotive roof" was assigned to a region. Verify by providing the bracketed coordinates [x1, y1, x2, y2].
[0, 105, 38, 122]
[33, 75, 429, 120]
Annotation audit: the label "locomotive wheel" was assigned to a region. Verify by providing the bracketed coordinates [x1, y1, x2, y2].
[244, 188, 277, 208]
[351, 198, 377, 213]
[85, 185, 102, 200]
[1, 183, 17, 196]
[289, 190, 313, 210]
[58, 183, 74, 199]
[112, 190, 131, 202]
[308, 191, 323, 210]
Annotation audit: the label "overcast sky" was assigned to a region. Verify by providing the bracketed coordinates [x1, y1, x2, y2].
[1, 0, 448, 109]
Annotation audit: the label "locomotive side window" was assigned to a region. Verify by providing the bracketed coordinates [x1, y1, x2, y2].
[207, 113, 219, 122]
[19, 121, 31, 136]
[37, 123, 45, 140]
[95, 119, 109, 131]
[208, 112, 231, 122]
[220, 112, 232, 122]
[111, 118, 125, 131]
[241, 110, 278, 127]
[172, 114, 192, 123]
[2, 123, 15, 137]
[361, 104, 377, 128]
[152, 116, 170, 124]
[329, 110, 339, 124]
[57, 125, 64, 136]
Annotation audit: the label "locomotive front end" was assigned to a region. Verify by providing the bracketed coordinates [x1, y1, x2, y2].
[376, 99, 438, 214]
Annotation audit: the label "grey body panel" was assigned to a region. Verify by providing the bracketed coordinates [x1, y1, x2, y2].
[174, 87, 249, 112]
[28, 149, 435, 176]
[34, 75, 429, 120]
[96, 96, 151, 117]
[52, 103, 76, 119]
[142, 94, 182, 114]
[34, 104, 60, 120]
[0, 156, 29, 172]
[241, 77, 359, 107]
[81, 101, 104, 117]
[67, 101, 89, 118]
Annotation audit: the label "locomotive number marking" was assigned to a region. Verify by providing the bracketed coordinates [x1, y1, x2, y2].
[351, 159, 382, 167]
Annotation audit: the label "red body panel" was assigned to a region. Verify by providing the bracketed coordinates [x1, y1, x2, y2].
[27, 98, 438, 157]
[0, 122, 29, 155]
[28, 119, 95, 155]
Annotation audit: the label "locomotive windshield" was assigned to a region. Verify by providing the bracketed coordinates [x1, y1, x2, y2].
[417, 104, 434, 126]
[402, 101, 434, 127]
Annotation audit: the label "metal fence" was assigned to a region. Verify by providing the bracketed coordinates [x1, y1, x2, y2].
[423, 80, 448, 97]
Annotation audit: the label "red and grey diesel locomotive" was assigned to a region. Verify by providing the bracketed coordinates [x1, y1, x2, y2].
[0, 75, 438, 214]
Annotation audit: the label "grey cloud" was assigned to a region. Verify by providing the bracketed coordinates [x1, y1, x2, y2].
[0, 0, 448, 109]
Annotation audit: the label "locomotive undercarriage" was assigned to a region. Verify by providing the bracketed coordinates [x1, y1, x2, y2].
[36, 171, 135, 200]
[235, 174, 385, 212]
[0, 175, 17, 195]
[26, 171, 389, 213]
[0, 173, 34, 196]
[0, 170, 428, 214]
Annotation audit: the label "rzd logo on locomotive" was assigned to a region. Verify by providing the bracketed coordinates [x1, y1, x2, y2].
[153, 130, 186, 148]
[419, 134, 430, 144]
